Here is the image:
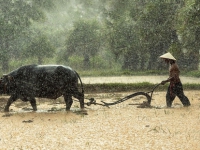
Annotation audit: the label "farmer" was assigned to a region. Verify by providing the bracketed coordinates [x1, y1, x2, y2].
[160, 52, 191, 107]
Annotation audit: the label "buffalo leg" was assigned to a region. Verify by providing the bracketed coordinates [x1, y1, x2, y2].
[64, 94, 73, 110]
[4, 95, 18, 112]
[30, 98, 37, 111]
[73, 92, 84, 109]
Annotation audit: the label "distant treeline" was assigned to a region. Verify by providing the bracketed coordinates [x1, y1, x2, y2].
[0, 0, 200, 73]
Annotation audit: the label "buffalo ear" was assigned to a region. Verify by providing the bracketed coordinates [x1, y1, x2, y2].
[3, 75, 13, 82]
[3, 74, 7, 77]
[3, 74, 8, 81]
[7, 76, 13, 81]
[0, 75, 4, 83]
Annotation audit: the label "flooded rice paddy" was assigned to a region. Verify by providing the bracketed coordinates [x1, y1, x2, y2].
[0, 76, 200, 149]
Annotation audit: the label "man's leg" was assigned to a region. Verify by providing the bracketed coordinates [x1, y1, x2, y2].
[175, 82, 191, 107]
[166, 86, 176, 107]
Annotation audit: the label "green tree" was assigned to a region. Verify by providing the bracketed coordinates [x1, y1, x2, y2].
[25, 33, 55, 64]
[0, 0, 53, 71]
[136, 1, 179, 70]
[103, 0, 139, 70]
[65, 20, 101, 69]
[176, 0, 200, 70]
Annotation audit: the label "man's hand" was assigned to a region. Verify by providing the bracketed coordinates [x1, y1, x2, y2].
[161, 80, 167, 85]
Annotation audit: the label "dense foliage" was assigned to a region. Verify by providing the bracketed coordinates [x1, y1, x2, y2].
[0, 0, 200, 73]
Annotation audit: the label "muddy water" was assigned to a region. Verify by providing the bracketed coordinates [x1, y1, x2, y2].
[1, 77, 200, 149]
[1, 91, 200, 150]
[82, 76, 200, 84]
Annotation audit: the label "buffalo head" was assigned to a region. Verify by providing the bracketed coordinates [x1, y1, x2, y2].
[0, 75, 14, 95]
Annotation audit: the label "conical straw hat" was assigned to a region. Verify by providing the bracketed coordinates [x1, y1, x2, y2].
[160, 52, 176, 60]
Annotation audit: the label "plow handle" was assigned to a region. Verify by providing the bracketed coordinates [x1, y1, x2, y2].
[147, 83, 162, 100]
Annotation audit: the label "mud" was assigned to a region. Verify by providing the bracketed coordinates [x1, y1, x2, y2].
[0, 90, 200, 149]
[0, 76, 200, 149]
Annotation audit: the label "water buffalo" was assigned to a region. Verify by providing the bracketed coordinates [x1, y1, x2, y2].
[0, 64, 84, 112]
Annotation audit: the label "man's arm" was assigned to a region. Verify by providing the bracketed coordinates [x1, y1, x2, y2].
[161, 77, 174, 85]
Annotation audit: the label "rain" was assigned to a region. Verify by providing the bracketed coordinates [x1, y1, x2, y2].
[0, 0, 200, 149]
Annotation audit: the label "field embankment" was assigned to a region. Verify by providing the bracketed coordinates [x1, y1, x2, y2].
[82, 76, 200, 93]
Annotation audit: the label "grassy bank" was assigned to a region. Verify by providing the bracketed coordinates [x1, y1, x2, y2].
[79, 69, 200, 77]
[83, 82, 200, 93]
[79, 70, 168, 77]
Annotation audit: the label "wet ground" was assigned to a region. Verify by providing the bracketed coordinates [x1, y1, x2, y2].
[0, 76, 200, 149]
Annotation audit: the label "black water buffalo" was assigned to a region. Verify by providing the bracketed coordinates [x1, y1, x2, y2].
[0, 64, 84, 112]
